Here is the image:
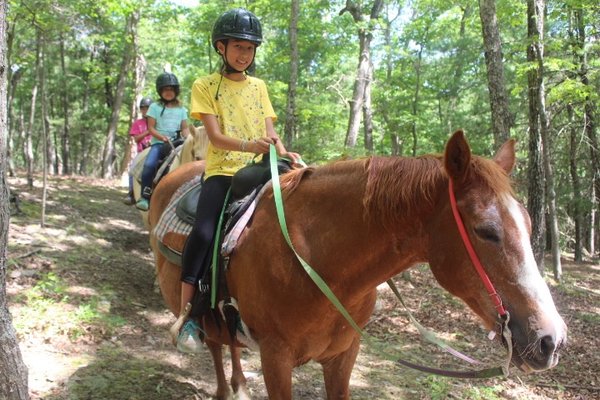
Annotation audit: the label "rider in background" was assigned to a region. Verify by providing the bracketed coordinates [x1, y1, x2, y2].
[123, 97, 152, 205]
[136, 72, 189, 211]
[170, 8, 301, 352]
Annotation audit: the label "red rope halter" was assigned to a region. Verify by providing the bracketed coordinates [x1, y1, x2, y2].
[448, 179, 507, 317]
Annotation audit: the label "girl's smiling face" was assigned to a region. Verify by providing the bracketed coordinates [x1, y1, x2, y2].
[218, 39, 256, 72]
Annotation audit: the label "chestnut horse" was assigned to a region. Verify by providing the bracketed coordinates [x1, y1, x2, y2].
[148, 130, 567, 399]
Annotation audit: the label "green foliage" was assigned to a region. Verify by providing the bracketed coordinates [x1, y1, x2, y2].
[5, 0, 600, 255]
[418, 375, 451, 399]
[463, 384, 504, 400]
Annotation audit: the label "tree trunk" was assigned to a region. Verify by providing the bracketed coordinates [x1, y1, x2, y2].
[530, 1, 561, 279]
[101, 11, 138, 178]
[284, 0, 299, 151]
[25, 28, 42, 188]
[363, 59, 374, 153]
[120, 32, 146, 178]
[39, 32, 49, 227]
[526, 0, 546, 269]
[478, 0, 512, 149]
[78, 54, 92, 175]
[0, 0, 30, 396]
[573, 8, 599, 256]
[542, 119, 561, 280]
[59, 33, 70, 175]
[345, 25, 370, 148]
[6, 68, 22, 178]
[381, 7, 402, 156]
[341, 0, 383, 149]
[5, 8, 15, 177]
[410, 45, 423, 157]
[591, 185, 596, 255]
[567, 104, 583, 262]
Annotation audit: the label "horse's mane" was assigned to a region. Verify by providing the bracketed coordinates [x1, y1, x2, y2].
[279, 153, 514, 228]
[364, 155, 445, 225]
[279, 166, 314, 193]
[364, 154, 514, 227]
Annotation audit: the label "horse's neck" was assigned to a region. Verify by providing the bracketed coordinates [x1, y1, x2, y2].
[285, 158, 442, 290]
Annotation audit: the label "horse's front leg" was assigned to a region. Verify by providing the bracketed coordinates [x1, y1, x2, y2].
[229, 345, 250, 399]
[206, 340, 231, 400]
[260, 344, 294, 400]
[321, 336, 360, 400]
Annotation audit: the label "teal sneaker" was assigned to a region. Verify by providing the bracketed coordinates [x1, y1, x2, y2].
[176, 319, 204, 354]
[135, 198, 149, 211]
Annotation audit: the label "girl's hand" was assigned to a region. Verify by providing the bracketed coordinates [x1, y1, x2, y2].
[250, 137, 276, 154]
[280, 151, 304, 167]
[161, 135, 170, 143]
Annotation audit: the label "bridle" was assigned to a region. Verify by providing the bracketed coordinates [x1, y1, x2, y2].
[448, 179, 508, 318]
[448, 178, 513, 371]
[269, 145, 512, 377]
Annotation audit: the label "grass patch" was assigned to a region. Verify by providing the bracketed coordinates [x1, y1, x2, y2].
[14, 272, 127, 341]
[575, 311, 600, 324]
[418, 375, 451, 399]
[46, 346, 201, 400]
[463, 384, 504, 399]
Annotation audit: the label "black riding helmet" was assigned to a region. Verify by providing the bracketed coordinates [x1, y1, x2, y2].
[155, 72, 180, 98]
[211, 8, 263, 51]
[139, 97, 153, 108]
[212, 8, 262, 76]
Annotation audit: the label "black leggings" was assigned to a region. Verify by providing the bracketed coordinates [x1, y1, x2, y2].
[181, 175, 232, 285]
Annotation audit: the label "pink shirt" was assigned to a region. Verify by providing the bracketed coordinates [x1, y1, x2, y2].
[129, 118, 150, 152]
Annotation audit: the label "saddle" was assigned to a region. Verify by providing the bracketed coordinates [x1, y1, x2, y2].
[153, 156, 293, 341]
[131, 137, 185, 188]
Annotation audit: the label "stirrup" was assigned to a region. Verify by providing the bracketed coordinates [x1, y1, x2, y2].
[169, 302, 192, 346]
[176, 319, 204, 354]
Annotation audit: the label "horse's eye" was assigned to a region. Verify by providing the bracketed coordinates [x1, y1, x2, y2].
[474, 225, 501, 244]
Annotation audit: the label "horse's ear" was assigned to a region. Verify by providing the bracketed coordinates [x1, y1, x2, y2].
[494, 139, 516, 174]
[444, 130, 471, 183]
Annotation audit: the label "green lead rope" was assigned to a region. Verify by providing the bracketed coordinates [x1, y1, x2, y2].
[268, 144, 507, 379]
[211, 188, 231, 309]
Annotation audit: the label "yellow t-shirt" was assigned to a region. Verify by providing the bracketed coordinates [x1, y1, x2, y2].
[190, 72, 277, 178]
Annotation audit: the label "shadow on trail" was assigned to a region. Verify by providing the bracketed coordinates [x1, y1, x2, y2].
[42, 346, 210, 400]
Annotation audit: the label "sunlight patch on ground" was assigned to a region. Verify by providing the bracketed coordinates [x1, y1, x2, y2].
[103, 217, 143, 231]
[139, 309, 173, 328]
[10, 224, 83, 251]
[22, 345, 93, 398]
[66, 285, 99, 297]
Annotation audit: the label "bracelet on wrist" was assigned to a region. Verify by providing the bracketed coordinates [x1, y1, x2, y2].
[240, 139, 247, 152]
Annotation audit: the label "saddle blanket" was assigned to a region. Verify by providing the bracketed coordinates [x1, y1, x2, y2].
[153, 175, 202, 254]
[153, 177, 270, 257]
[130, 147, 150, 183]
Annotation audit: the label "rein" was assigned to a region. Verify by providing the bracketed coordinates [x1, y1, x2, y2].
[268, 146, 510, 378]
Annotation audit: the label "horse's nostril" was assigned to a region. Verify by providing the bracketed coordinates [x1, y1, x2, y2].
[540, 335, 556, 358]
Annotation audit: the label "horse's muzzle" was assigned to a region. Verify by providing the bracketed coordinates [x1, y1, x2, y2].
[510, 321, 567, 373]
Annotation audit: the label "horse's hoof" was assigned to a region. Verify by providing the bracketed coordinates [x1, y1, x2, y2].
[233, 387, 252, 400]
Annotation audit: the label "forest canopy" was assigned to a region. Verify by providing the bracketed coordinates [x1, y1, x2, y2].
[5, 0, 600, 269]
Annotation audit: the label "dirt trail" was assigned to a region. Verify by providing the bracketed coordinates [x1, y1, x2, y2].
[6, 174, 599, 399]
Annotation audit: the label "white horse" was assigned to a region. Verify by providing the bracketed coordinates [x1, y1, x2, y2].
[132, 125, 209, 227]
